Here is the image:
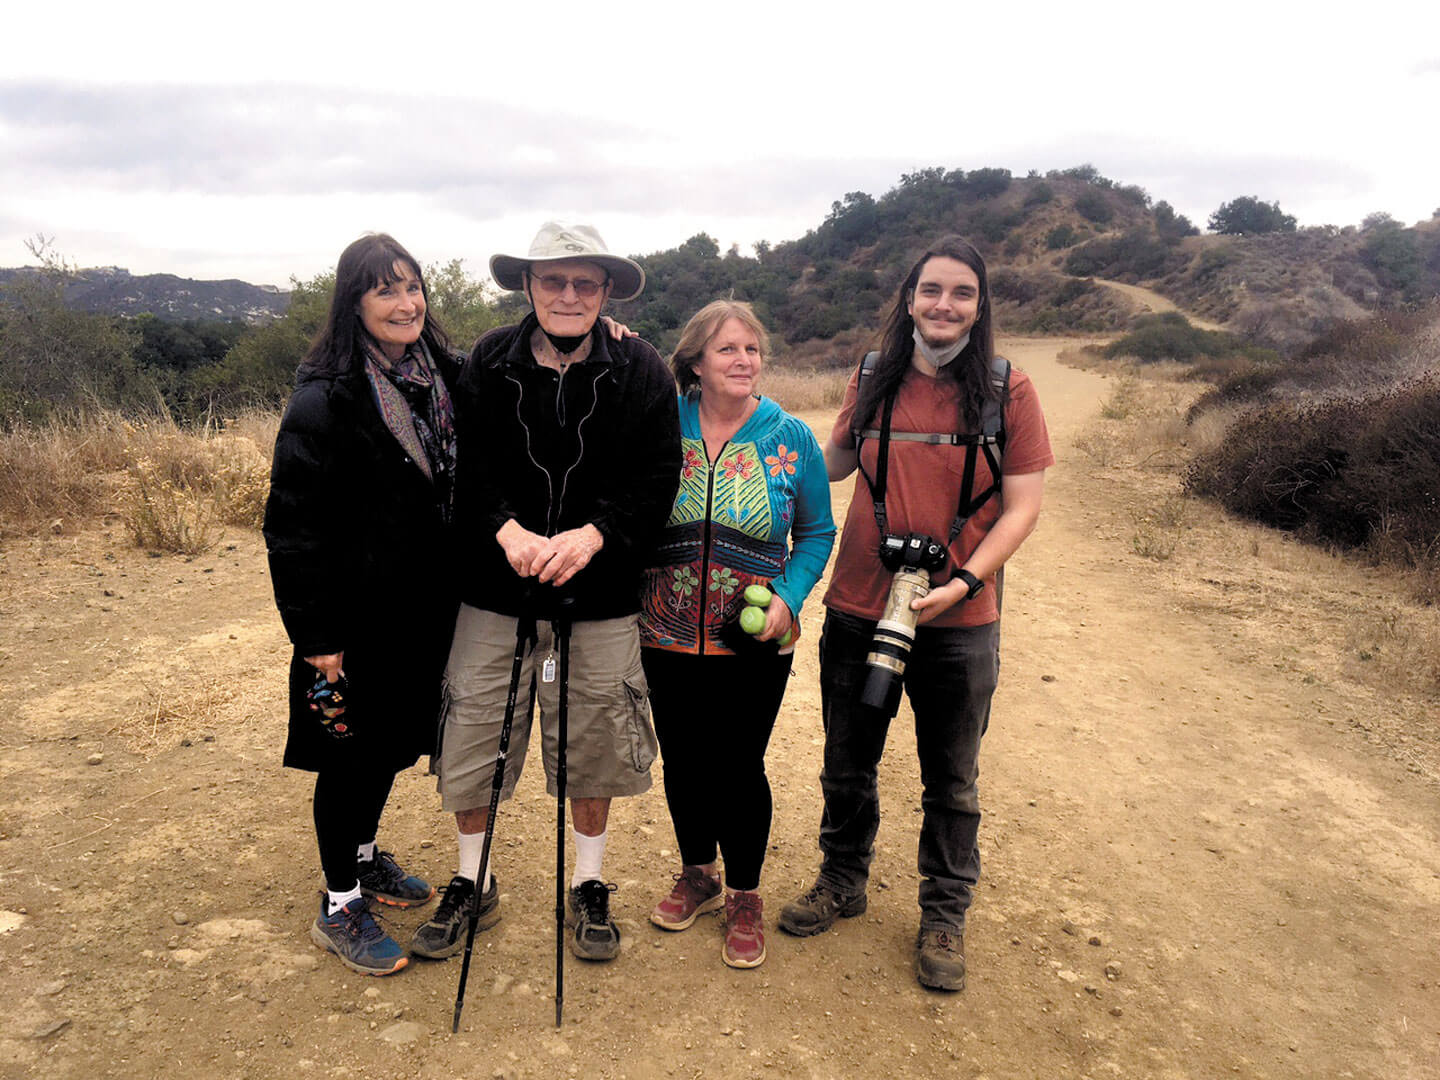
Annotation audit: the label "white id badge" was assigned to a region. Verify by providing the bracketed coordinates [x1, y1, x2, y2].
[541, 655, 557, 684]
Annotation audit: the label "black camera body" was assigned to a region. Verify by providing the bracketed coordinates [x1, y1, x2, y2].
[877, 532, 949, 574]
[861, 533, 949, 717]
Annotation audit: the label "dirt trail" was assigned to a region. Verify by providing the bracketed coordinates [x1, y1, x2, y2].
[1093, 279, 1226, 331]
[1, 336, 1437, 1080]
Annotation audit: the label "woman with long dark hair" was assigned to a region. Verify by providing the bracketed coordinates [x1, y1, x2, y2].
[779, 236, 1053, 992]
[263, 233, 460, 975]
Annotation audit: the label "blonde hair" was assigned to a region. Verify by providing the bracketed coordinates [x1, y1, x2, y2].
[668, 300, 770, 395]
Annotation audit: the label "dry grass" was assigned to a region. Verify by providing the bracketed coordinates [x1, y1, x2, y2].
[761, 366, 850, 413]
[0, 411, 131, 536]
[1078, 357, 1440, 705]
[1130, 492, 1189, 560]
[0, 409, 276, 552]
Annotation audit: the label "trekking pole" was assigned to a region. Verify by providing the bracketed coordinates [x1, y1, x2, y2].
[554, 600, 573, 1027]
[451, 613, 534, 1034]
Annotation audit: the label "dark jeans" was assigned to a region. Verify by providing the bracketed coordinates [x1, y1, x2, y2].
[642, 647, 793, 891]
[816, 609, 999, 932]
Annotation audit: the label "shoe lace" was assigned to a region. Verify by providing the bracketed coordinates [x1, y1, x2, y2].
[578, 880, 617, 923]
[339, 901, 389, 944]
[433, 879, 475, 923]
[675, 868, 716, 900]
[363, 850, 406, 889]
[728, 891, 762, 931]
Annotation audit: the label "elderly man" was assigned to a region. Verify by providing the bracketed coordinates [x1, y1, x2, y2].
[412, 223, 680, 962]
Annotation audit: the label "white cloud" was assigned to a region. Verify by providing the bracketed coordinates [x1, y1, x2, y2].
[3, 0, 1439, 282]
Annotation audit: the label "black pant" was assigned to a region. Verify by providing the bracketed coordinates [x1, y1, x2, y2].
[642, 648, 793, 892]
[816, 610, 999, 931]
[313, 767, 396, 893]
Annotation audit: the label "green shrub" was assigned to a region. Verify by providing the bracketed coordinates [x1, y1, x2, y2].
[1074, 190, 1114, 225]
[1104, 312, 1255, 364]
[1046, 224, 1078, 250]
[1023, 183, 1054, 207]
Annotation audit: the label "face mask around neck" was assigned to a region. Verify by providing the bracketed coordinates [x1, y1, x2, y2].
[541, 326, 589, 355]
[913, 327, 970, 368]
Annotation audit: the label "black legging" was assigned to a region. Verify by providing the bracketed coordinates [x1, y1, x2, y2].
[642, 648, 793, 892]
[313, 767, 396, 893]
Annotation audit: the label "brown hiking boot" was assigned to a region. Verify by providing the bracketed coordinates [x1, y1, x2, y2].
[776, 880, 867, 937]
[915, 927, 966, 991]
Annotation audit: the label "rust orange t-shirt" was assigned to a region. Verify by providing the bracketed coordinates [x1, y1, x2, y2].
[823, 361, 1054, 628]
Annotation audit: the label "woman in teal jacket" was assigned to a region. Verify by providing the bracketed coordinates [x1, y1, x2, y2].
[639, 300, 835, 969]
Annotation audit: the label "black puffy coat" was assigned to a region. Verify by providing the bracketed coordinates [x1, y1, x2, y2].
[263, 357, 460, 773]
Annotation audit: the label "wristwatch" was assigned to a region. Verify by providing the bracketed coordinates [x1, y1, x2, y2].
[956, 569, 985, 600]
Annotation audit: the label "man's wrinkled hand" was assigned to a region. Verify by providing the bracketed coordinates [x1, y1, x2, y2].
[497, 519, 549, 577]
[530, 524, 604, 586]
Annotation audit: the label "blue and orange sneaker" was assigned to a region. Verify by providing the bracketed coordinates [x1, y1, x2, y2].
[358, 850, 435, 908]
[310, 895, 408, 976]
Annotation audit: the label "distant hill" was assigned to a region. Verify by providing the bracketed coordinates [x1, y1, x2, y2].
[0, 265, 288, 324]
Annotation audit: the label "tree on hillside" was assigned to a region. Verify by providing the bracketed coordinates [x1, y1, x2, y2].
[1153, 201, 1199, 241]
[0, 237, 146, 420]
[424, 259, 517, 350]
[1208, 196, 1297, 235]
[197, 272, 334, 408]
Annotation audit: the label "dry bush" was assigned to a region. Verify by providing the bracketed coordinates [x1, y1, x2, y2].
[1186, 374, 1440, 592]
[1099, 376, 1142, 419]
[1344, 601, 1440, 697]
[762, 367, 850, 413]
[1, 409, 277, 549]
[1131, 492, 1189, 560]
[1072, 368, 1196, 470]
[0, 411, 132, 536]
[119, 415, 274, 551]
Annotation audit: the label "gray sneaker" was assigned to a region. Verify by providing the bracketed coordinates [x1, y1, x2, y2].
[568, 880, 621, 960]
[915, 927, 966, 991]
[409, 875, 499, 960]
[777, 881, 867, 937]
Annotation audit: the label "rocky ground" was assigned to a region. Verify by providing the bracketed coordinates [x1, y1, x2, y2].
[1, 333, 1437, 1079]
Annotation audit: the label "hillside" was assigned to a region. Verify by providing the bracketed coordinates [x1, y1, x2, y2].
[0, 265, 288, 324]
[611, 167, 1440, 358]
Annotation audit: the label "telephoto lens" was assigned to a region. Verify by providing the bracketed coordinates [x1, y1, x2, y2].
[860, 568, 931, 716]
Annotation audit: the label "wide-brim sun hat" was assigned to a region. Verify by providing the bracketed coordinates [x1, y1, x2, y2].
[490, 221, 645, 302]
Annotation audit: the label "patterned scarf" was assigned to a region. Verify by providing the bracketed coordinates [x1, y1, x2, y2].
[364, 338, 458, 519]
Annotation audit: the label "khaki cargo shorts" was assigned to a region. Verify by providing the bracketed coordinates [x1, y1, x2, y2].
[435, 605, 657, 811]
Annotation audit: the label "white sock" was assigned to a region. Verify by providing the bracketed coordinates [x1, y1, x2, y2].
[457, 829, 492, 891]
[571, 828, 607, 887]
[356, 841, 377, 862]
[326, 884, 363, 916]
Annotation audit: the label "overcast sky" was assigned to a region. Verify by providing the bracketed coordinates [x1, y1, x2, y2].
[3, 0, 1437, 288]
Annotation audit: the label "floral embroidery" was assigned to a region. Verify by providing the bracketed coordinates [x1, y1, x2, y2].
[720, 454, 755, 481]
[681, 447, 704, 480]
[765, 444, 798, 477]
[671, 566, 699, 597]
[708, 567, 739, 596]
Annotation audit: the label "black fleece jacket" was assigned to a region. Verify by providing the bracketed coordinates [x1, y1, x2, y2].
[452, 314, 680, 621]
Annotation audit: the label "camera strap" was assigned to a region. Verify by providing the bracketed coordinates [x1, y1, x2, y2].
[855, 351, 1010, 543]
